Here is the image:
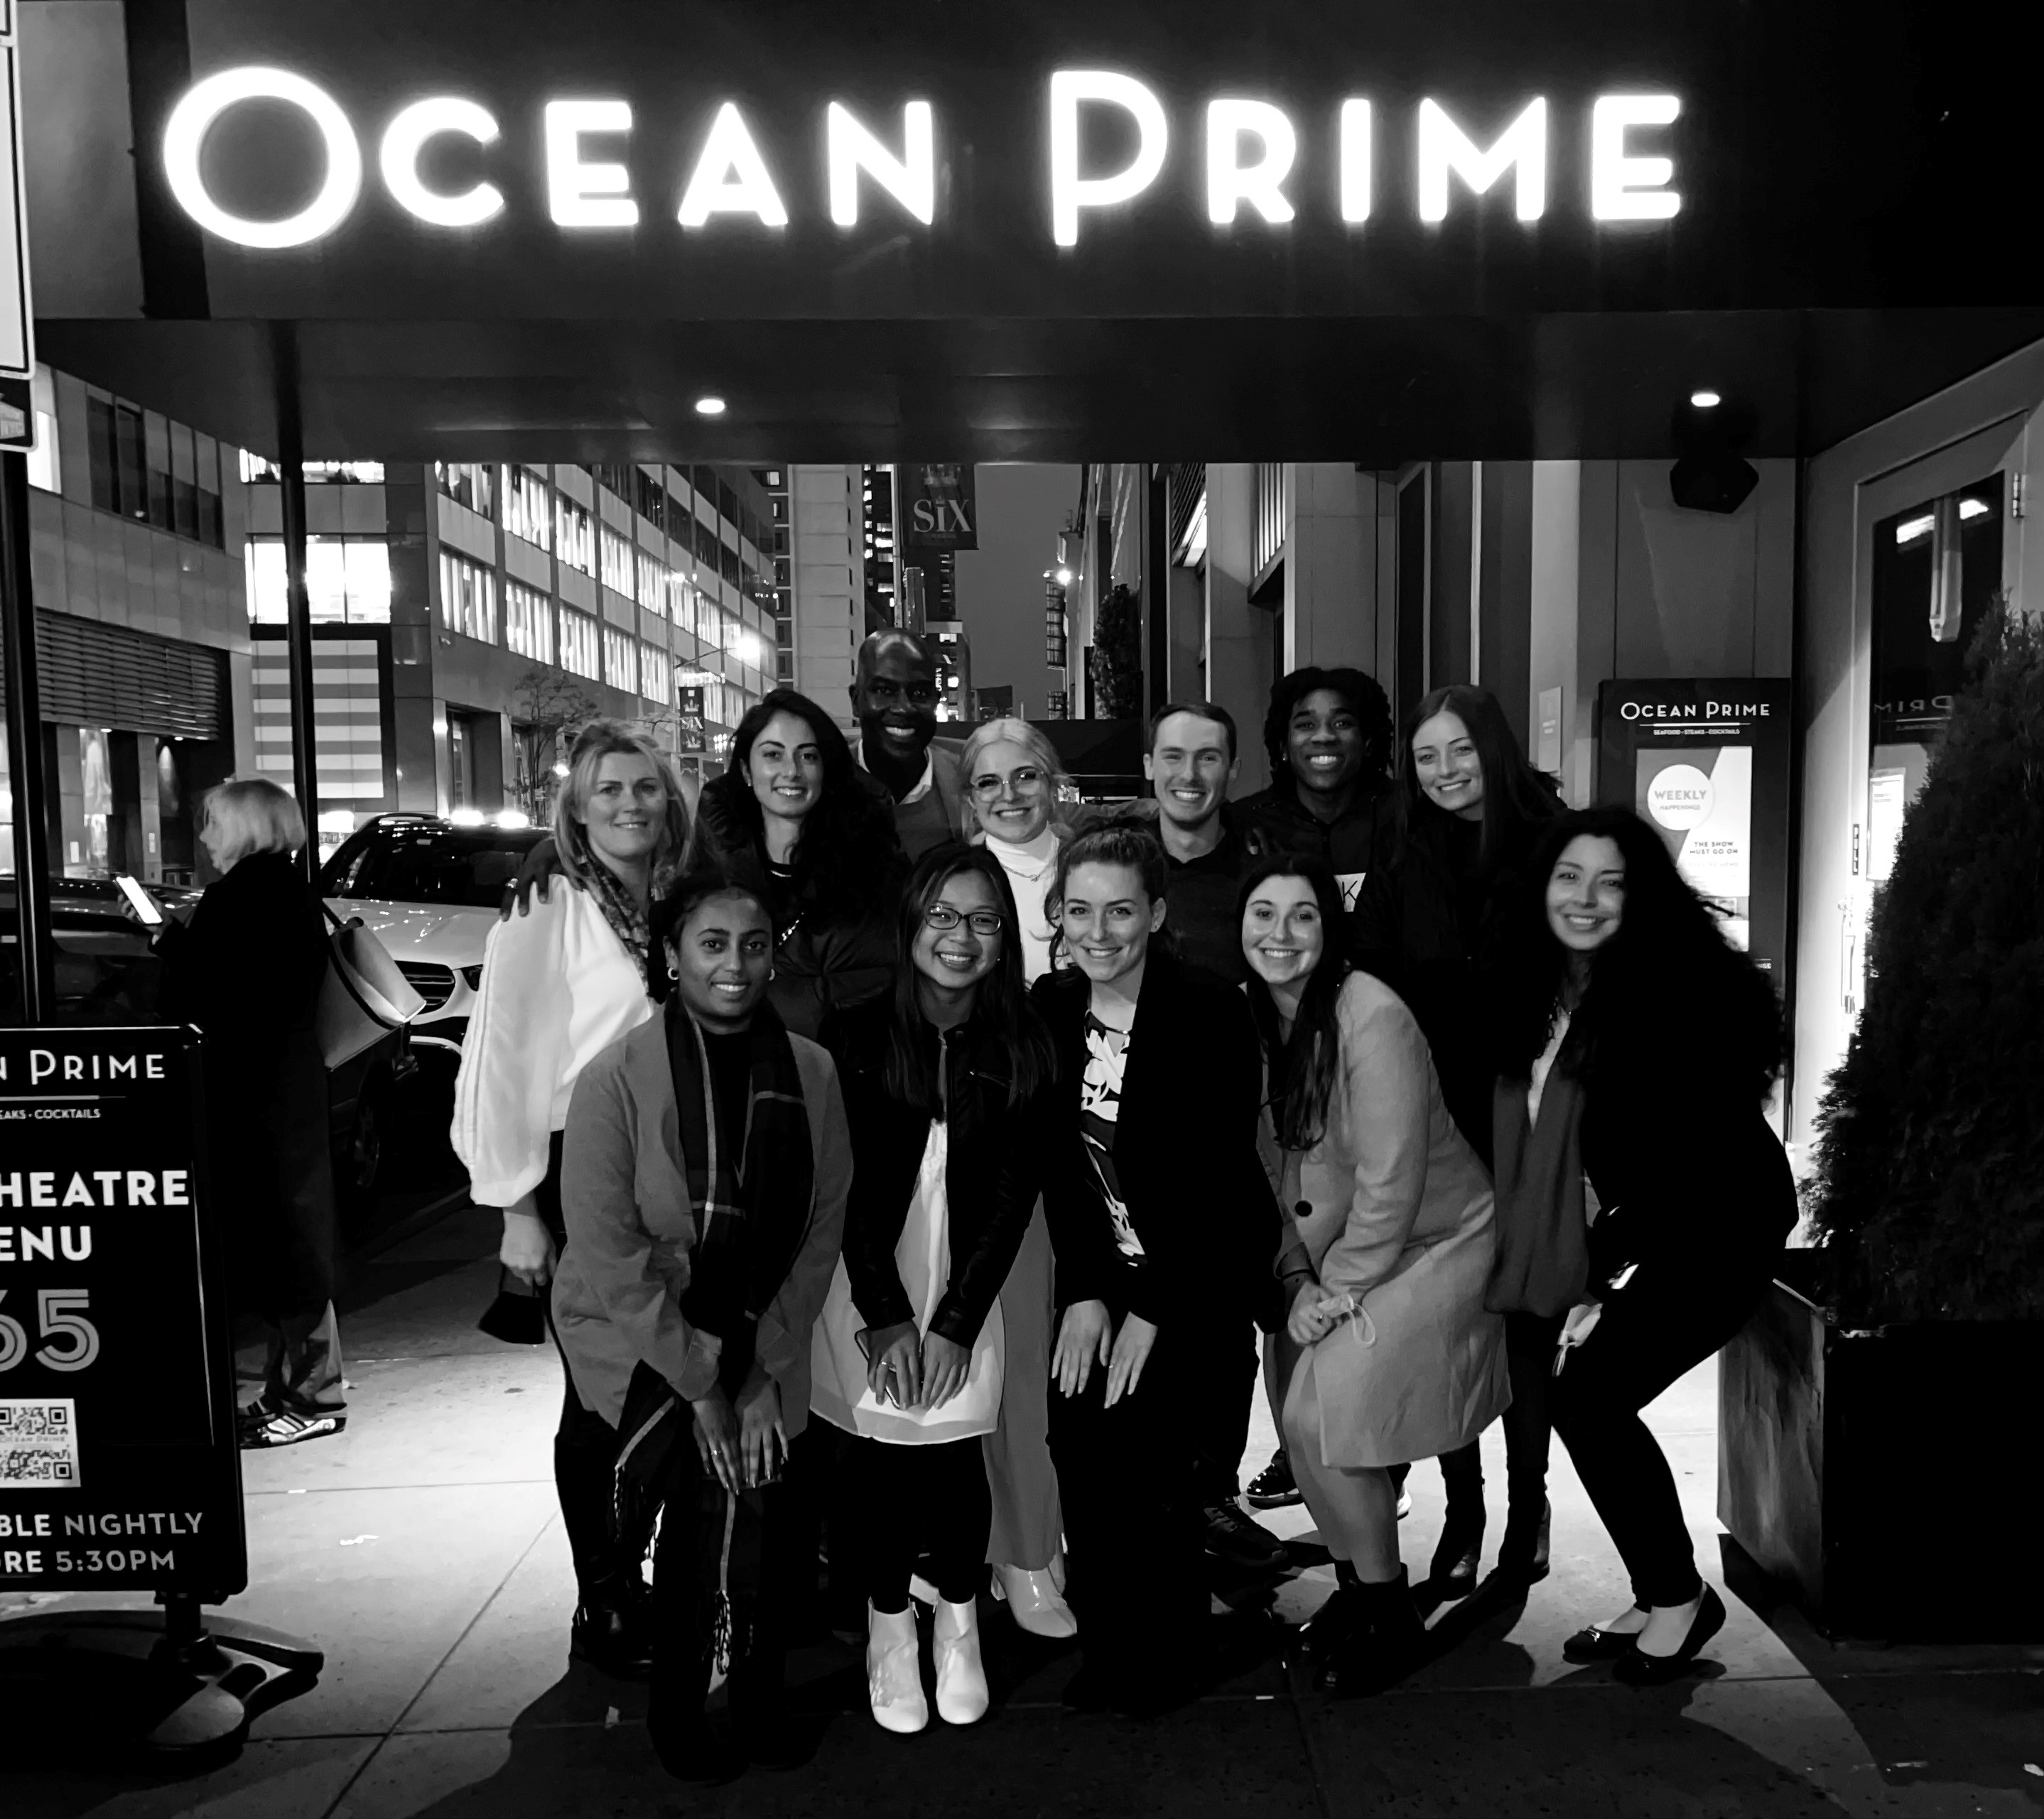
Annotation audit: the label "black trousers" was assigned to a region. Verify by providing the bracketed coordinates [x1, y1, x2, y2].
[1550, 1266, 1768, 1608]
[1422, 1309, 1567, 1515]
[1191, 1318, 1263, 1504]
[1048, 1318, 1207, 1683]
[847, 1434, 993, 1612]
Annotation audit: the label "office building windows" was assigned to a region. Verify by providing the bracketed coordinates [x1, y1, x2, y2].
[559, 607, 601, 680]
[246, 536, 393, 624]
[436, 461, 495, 517]
[600, 524, 635, 594]
[634, 468, 667, 531]
[439, 549, 498, 644]
[602, 626, 637, 693]
[505, 582, 555, 663]
[640, 641, 671, 706]
[556, 496, 595, 576]
[239, 452, 383, 483]
[637, 550, 669, 615]
[502, 465, 551, 551]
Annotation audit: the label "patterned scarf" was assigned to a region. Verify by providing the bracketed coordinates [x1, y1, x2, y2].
[566, 823, 673, 989]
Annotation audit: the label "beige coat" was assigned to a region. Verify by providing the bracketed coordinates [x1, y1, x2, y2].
[551, 1016, 851, 1435]
[1270, 972, 1510, 1469]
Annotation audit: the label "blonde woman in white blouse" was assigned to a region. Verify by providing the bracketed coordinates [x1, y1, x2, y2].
[453, 721, 690, 1678]
[955, 716, 1078, 1636]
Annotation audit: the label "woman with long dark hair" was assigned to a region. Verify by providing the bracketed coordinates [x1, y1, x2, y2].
[1491, 808, 1792, 1682]
[693, 688, 904, 1039]
[1240, 853, 1508, 1694]
[1032, 822, 1282, 1715]
[812, 844, 1056, 1733]
[553, 859, 851, 1778]
[1350, 683, 1564, 1594]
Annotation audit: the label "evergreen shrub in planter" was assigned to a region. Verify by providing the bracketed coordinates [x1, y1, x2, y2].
[1718, 608, 2044, 1638]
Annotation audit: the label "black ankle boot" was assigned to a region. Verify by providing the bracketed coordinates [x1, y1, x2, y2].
[730, 1651, 806, 1771]
[1318, 1568, 1427, 1698]
[1428, 1508, 1486, 1601]
[570, 1573, 654, 1678]
[1496, 1495, 1552, 1585]
[1297, 1563, 1369, 1661]
[648, 1666, 744, 1784]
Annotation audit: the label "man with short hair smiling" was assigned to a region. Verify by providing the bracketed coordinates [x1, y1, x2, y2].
[848, 629, 967, 858]
[1135, 700, 1289, 1575]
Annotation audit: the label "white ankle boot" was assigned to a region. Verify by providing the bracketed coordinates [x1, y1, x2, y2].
[932, 1598, 989, 1725]
[865, 1602, 928, 1734]
[990, 1563, 1078, 1639]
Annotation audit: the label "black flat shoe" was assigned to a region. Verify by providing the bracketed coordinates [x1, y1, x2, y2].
[1496, 1497, 1552, 1585]
[1561, 1612, 1645, 1663]
[1611, 1585, 1726, 1685]
[1245, 1449, 1303, 1510]
[1429, 1515, 1486, 1602]
[1202, 1499, 1290, 1573]
[571, 1581, 654, 1678]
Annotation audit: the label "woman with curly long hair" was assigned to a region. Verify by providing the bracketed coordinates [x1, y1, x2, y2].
[693, 688, 904, 1039]
[1490, 808, 1793, 1683]
[1241, 853, 1508, 1695]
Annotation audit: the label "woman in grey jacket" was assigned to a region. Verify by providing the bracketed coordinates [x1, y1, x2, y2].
[1243, 854, 1510, 1696]
[554, 859, 851, 1782]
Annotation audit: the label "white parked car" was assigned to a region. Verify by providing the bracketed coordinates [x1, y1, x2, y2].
[320, 813, 548, 1056]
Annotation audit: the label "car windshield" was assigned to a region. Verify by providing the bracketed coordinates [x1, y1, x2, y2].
[325, 825, 546, 908]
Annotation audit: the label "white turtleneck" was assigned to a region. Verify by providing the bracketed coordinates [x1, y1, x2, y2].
[984, 825, 1062, 982]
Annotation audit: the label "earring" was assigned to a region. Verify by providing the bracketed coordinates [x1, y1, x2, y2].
[667, 963, 681, 981]
[767, 967, 777, 981]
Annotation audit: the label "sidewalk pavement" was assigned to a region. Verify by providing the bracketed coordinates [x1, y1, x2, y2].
[5, 1202, 2040, 1818]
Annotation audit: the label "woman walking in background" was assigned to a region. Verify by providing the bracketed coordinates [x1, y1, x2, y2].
[1240, 854, 1509, 1695]
[952, 715, 1079, 1637]
[554, 861, 850, 1778]
[1351, 683, 1564, 1595]
[1034, 823, 1281, 1715]
[156, 777, 345, 1448]
[453, 721, 692, 1677]
[813, 844, 1056, 1733]
[1493, 808, 1794, 1682]
[692, 688, 902, 1040]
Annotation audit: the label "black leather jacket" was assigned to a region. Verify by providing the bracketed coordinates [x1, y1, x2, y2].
[823, 999, 1050, 1347]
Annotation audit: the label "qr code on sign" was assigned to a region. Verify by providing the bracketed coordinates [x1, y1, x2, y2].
[0, 1401, 81, 1487]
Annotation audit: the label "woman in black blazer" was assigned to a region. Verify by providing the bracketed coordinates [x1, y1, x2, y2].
[1030, 822, 1282, 1717]
[814, 844, 1056, 1735]
[1491, 808, 1794, 1682]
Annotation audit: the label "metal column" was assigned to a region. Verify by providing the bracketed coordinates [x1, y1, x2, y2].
[1, 446, 53, 1020]
[272, 324, 319, 881]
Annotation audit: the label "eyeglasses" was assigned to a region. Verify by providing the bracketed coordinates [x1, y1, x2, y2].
[969, 766, 1045, 798]
[924, 903, 1004, 936]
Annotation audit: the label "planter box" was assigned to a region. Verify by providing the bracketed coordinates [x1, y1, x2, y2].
[1717, 1254, 2044, 1640]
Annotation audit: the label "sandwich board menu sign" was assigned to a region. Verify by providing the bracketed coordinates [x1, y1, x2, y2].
[0, 1027, 245, 1600]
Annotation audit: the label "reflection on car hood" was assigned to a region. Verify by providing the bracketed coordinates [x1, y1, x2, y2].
[325, 899, 502, 967]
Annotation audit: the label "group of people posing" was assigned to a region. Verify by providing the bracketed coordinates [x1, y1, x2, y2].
[449, 631, 1796, 1781]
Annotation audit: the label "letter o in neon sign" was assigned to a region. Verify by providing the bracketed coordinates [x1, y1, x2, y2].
[163, 67, 363, 249]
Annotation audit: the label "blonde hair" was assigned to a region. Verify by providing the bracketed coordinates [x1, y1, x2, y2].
[552, 720, 692, 881]
[202, 777, 307, 869]
[956, 717, 1074, 842]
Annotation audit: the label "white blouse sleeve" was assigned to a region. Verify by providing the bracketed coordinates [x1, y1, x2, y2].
[452, 894, 575, 1207]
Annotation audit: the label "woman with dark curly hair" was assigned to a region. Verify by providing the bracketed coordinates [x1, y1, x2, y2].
[1349, 683, 1564, 1594]
[1490, 808, 1793, 1683]
[693, 688, 904, 1040]
[1233, 666, 1397, 903]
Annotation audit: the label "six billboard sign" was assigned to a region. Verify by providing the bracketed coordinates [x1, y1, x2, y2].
[899, 464, 978, 552]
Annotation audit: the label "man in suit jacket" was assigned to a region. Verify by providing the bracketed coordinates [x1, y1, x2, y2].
[850, 629, 968, 858]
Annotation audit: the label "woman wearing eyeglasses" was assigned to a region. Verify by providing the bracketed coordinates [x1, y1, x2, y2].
[813, 845, 1056, 1732]
[947, 716, 1081, 1636]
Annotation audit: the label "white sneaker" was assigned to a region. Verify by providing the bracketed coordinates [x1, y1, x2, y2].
[932, 1598, 990, 1725]
[865, 1602, 929, 1734]
[990, 1563, 1078, 1639]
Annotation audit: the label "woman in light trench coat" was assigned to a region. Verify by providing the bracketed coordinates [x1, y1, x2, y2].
[1240, 853, 1510, 1697]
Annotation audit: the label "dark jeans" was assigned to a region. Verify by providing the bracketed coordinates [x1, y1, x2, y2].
[234, 1300, 345, 1417]
[1407, 1310, 1564, 1521]
[1048, 1316, 1206, 1684]
[1550, 1268, 1766, 1608]
[848, 1434, 993, 1612]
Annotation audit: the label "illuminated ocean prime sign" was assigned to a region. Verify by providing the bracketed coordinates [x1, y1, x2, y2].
[162, 67, 1683, 250]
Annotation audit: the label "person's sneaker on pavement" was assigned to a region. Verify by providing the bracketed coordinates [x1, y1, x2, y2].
[239, 1401, 346, 1448]
[1202, 1497, 1290, 1571]
[1244, 1447, 1303, 1509]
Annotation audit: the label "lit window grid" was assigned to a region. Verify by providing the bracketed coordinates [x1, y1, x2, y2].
[439, 550, 498, 644]
[558, 607, 601, 682]
[600, 525, 635, 594]
[637, 550, 669, 615]
[640, 641, 671, 706]
[505, 580, 555, 665]
[245, 536, 393, 626]
[602, 626, 637, 693]
[502, 465, 552, 552]
[556, 497, 596, 576]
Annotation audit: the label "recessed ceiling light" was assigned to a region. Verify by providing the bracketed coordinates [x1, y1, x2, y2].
[694, 396, 727, 417]
[1689, 389, 1722, 409]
